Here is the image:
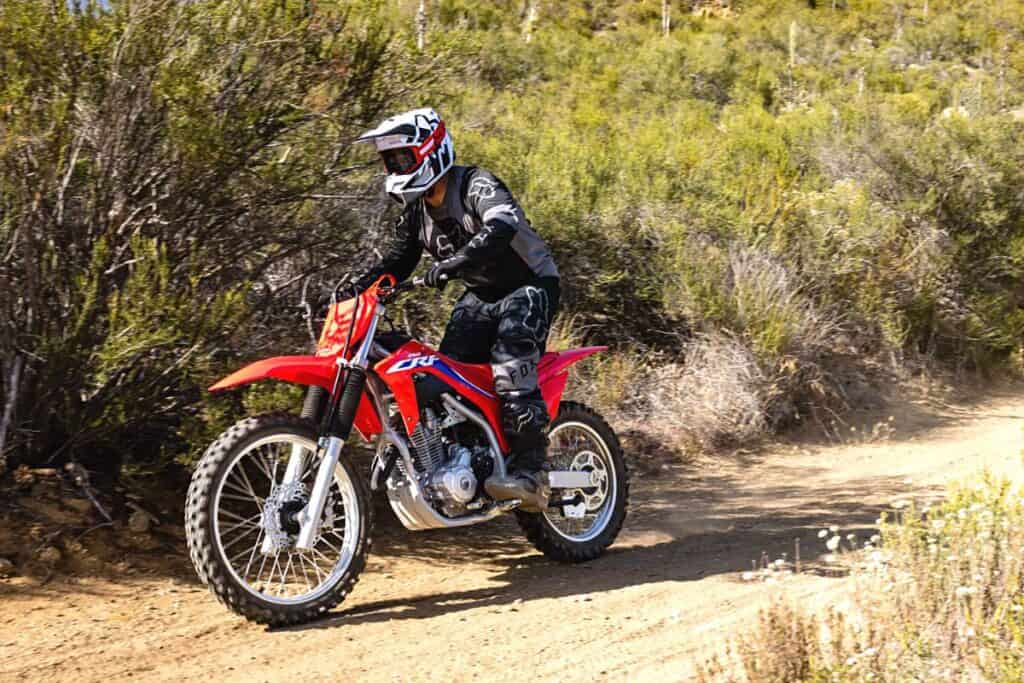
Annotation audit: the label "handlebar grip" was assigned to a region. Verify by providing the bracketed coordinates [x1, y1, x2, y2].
[411, 274, 448, 287]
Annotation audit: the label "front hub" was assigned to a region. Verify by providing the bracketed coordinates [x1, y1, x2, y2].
[261, 481, 308, 555]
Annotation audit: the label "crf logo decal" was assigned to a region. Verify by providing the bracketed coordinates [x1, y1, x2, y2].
[387, 354, 438, 373]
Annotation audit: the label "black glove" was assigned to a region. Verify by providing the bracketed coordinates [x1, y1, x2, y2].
[423, 255, 467, 290]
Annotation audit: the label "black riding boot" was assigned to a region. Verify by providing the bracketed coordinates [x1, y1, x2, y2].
[484, 423, 551, 512]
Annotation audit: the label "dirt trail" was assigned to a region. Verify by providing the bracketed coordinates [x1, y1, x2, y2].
[2, 388, 1023, 682]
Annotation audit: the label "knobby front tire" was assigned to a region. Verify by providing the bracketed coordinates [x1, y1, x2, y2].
[185, 413, 372, 626]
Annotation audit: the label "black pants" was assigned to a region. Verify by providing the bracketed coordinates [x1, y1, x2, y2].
[439, 278, 560, 456]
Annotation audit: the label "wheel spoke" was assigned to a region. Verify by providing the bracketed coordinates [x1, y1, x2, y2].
[303, 552, 325, 583]
[219, 512, 262, 536]
[318, 535, 341, 556]
[266, 554, 282, 593]
[228, 536, 260, 566]
[254, 552, 270, 588]
[251, 449, 276, 484]
[219, 508, 258, 524]
[220, 490, 263, 507]
[237, 462, 262, 500]
[223, 527, 260, 554]
[310, 546, 334, 569]
[279, 554, 295, 595]
[297, 553, 313, 591]
[242, 529, 264, 579]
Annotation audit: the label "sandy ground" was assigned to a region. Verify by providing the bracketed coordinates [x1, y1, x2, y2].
[2, 387, 1023, 682]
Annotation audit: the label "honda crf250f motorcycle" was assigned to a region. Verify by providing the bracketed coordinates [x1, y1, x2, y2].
[185, 276, 629, 625]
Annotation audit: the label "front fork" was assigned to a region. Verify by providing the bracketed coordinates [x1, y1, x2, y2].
[264, 304, 382, 554]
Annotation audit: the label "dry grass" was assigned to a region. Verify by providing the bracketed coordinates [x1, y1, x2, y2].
[647, 334, 768, 450]
[699, 473, 1024, 681]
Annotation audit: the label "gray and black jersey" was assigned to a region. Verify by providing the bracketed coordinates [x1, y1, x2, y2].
[356, 166, 559, 302]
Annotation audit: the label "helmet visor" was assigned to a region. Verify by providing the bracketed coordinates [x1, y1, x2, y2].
[380, 147, 418, 175]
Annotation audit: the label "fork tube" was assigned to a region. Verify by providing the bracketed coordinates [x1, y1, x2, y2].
[295, 306, 383, 552]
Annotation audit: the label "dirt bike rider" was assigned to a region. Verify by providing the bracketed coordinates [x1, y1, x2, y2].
[350, 107, 559, 512]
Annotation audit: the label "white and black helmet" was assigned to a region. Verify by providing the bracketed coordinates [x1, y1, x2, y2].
[356, 107, 455, 206]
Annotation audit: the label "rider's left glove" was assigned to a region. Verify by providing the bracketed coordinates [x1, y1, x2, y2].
[423, 255, 467, 290]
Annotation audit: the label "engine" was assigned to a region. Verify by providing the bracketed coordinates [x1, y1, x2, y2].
[401, 405, 494, 516]
[431, 444, 478, 514]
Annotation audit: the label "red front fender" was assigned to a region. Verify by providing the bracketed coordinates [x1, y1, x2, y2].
[209, 355, 382, 439]
[209, 355, 338, 392]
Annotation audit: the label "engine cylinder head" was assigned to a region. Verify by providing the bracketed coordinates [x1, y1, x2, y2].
[409, 409, 445, 473]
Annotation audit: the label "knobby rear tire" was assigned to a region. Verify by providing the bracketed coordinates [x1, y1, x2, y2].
[515, 401, 629, 563]
[185, 413, 372, 626]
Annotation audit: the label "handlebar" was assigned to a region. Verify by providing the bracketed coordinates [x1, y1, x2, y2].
[377, 274, 448, 303]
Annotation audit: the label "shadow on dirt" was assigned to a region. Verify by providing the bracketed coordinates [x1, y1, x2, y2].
[274, 463, 931, 631]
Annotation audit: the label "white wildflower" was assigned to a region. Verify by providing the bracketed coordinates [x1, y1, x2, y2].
[818, 529, 829, 538]
[827, 536, 841, 551]
[871, 534, 881, 543]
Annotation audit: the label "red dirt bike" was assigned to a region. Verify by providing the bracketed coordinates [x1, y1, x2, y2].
[185, 275, 628, 625]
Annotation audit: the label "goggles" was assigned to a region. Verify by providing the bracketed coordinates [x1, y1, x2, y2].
[380, 147, 419, 175]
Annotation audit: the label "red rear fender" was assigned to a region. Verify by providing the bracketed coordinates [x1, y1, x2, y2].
[538, 347, 607, 384]
[538, 346, 607, 417]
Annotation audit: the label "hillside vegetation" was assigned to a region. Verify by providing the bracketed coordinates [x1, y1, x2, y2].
[2, 0, 1023, 480]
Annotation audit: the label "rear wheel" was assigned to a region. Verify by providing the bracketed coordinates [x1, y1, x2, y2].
[515, 402, 629, 563]
[185, 413, 372, 626]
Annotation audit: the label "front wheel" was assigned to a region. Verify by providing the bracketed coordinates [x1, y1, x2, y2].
[185, 413, 372, 626]
[516, 401, 629, 563]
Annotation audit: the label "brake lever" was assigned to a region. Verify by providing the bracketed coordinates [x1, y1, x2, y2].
[378, 280, 414, 303]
